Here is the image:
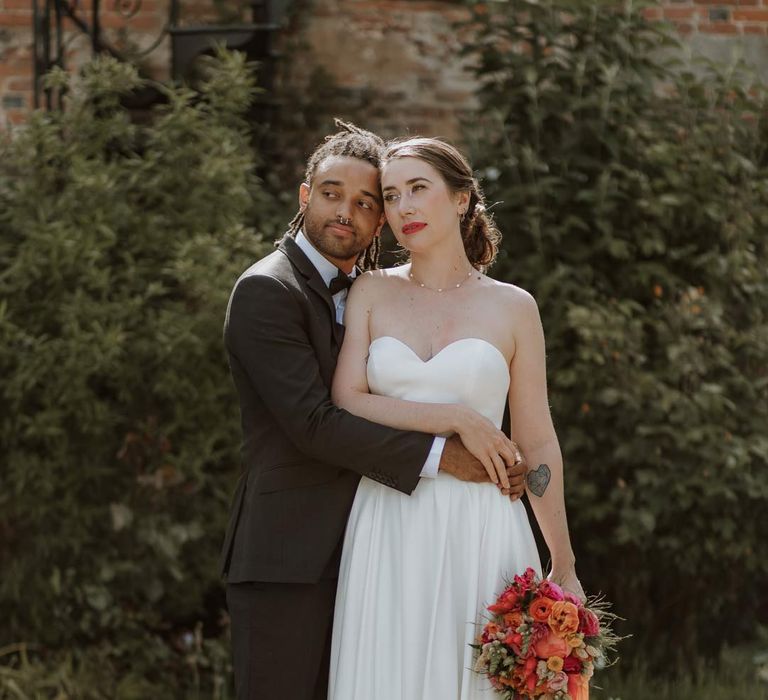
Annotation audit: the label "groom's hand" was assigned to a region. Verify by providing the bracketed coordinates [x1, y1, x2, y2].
[439, 436, 527, 500]
[502, 455, 527, 501]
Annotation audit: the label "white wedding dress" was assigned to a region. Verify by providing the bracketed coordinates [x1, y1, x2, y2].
[329, 336, 542, 700]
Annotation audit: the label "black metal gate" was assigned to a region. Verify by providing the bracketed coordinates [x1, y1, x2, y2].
[31, 0, 287, 111]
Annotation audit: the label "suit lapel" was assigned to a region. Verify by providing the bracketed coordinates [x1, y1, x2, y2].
[278, 234, 345, 348]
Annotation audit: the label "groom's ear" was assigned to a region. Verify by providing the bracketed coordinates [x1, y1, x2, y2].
[375, 212, 386, 237]
[299, 182, 310, 211]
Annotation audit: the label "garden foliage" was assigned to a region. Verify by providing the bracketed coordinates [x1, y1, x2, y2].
[463, 0, 768, 667]
[0, 51, 280, 697]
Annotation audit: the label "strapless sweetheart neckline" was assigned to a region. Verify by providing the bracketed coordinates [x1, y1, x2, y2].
[369, 335, 508, 369]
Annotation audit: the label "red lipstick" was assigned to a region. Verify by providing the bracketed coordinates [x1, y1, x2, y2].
[402, 222, 427, 235]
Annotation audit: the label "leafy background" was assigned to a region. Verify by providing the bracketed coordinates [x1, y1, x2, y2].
[1, 1, 766, 698]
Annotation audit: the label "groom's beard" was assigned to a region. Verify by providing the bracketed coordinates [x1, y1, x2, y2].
[303, 210, 372, 265]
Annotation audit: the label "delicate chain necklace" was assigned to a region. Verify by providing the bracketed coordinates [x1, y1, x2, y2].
[408, 267, 474, 293]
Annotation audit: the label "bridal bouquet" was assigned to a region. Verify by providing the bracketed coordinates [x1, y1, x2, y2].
[472, 568, 619, 700]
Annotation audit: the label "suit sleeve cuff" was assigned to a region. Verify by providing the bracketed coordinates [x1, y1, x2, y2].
[419, 437, 445, 478]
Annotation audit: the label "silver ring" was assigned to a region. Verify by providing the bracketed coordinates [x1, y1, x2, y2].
[337, 215, 351, 225]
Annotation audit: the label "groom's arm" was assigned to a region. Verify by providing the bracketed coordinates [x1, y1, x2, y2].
[226, 272, 433, 495]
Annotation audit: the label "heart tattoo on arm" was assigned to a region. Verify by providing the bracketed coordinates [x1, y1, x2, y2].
[527, 463, 551, 497]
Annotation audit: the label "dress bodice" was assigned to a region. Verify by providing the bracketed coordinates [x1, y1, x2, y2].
[366, 336, 510, 429]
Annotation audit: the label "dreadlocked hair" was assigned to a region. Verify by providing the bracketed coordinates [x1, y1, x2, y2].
[285, 119, 385, 271]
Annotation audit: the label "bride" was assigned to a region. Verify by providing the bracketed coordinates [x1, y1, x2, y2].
[328, 137, 583, 699]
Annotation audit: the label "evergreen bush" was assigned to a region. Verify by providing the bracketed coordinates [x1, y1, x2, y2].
[463, 0, 768, 669]
[0, 50, 281, 697]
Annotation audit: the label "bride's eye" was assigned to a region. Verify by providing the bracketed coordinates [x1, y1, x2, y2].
[383, 193, 400, 203]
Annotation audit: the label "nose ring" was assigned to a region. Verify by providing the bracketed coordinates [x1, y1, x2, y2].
[337, 215, 351, 226]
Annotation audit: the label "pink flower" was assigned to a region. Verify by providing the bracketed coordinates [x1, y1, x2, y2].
[538, 580, 565, 601]
[531, 622, 550, 644]
[564, 591, 582, 606]
[579, 608, 600, 637]
[534, 631, 569, 658]
[547, 671, 569, 692]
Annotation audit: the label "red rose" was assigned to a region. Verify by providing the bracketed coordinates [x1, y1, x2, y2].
[563, 655, 582, 673]
[488, 589, 519, 615]
[579, 608, 600, 637]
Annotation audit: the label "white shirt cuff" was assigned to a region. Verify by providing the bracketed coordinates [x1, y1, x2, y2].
[419, 436, 445, 478]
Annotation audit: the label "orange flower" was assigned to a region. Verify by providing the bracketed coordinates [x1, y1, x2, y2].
[503, 611, 523, 629]
[548, 600, 580, 637]
[565, 632, 585, 648]
[529, 596, 554, 622]
[534, 631, 569, 658]
[498, 673, 517, 688]
[567, 672, 590, 700]
[510, 666, 528, 689]
[547, 656, 564, 672]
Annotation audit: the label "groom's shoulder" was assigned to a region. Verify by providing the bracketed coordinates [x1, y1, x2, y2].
[226, 248, 299, 317]
[235, 249, 291, 278]
[232, 244, 296, 289]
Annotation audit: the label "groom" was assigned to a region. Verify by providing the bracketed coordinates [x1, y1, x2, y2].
[221, 120, 527, 700]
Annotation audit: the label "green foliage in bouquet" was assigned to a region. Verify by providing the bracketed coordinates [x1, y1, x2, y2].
[462, 0, 768, 669]
[0, 50, 282, 696]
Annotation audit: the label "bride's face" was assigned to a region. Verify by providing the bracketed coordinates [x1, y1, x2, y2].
[381, 157, 465, 253]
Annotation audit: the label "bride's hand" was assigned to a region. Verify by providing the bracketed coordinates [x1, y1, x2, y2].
[452, 406, 518, 490]
[549, 568, 586, 603]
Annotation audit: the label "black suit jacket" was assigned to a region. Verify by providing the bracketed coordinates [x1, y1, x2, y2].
[220, 234, 434, 583]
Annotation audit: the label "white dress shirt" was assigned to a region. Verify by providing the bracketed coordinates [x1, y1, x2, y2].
[295, 231, 443, 478]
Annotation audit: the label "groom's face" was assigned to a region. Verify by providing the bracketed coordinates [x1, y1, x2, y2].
[299, 155, 384, 270]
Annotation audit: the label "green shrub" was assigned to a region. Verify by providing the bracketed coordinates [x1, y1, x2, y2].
[463, 0, 768, 669]
[0, 50, 281, 696]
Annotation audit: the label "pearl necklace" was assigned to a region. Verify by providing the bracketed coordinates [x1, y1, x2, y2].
[408, 268, 474, 293]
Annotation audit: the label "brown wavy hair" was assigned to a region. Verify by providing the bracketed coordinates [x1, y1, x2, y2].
[381, 137, 501, 271]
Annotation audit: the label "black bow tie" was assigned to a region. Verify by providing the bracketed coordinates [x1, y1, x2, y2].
[329, 270, 353, 295]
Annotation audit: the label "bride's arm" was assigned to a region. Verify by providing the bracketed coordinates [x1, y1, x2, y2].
[507, 290, 583, 597]
[332, 273, 515, 485]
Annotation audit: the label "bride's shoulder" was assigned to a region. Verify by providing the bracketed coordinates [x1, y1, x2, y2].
[356, 266, 410, 286]
[484, 278, 539, 312]
[350, 266, 409, 300]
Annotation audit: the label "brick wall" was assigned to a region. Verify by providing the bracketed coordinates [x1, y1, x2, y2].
[2, 1, 768, 131]
[645, 0, 768, 36]
[280, 0, 478, 140]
